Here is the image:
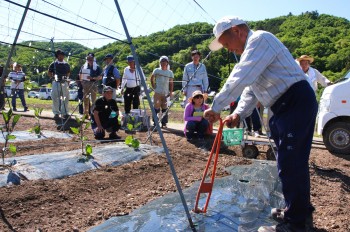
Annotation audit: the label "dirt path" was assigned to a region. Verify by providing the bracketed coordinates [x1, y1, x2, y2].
[0, 115, 349, 232]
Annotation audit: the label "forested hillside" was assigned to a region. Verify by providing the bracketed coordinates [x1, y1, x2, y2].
[1, 11, 349, 95]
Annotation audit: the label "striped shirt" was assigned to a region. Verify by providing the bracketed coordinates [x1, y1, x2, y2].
[212, 30, 307, 119]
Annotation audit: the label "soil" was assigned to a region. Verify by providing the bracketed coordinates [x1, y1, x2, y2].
[0, 111, 349, 232]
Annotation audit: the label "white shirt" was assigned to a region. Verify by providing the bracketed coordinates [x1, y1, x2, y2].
[304, 67, 331, 91]
[212, 30, 306, 119]
[121, 66, 145, 89]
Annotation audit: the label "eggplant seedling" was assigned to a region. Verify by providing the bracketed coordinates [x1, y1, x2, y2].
[70, 115, 92, 159]
[0, 109, 21, 166]
[124, 115, 141, 149]
[29, 107, 43, 137]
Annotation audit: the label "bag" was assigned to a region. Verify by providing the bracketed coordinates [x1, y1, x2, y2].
[121, 109, 150, 132]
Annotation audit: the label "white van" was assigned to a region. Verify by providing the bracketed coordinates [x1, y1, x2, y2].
[317, 70, 350, 155]
[39, 87, 52, 100]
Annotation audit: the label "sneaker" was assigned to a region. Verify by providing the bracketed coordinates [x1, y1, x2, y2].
[24, 107, 29, 112]
[271, 208, 314, 229]
[275, 222, 306, 232]
[13, 108, 17, 111]
[161, 123, 167, 128]
[53, 114, 60, 119]
[254, 131, 260, 138]
[271, 208, 285, 223]
[109, 133, 121, 140]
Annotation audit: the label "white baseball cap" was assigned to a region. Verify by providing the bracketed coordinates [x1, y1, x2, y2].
[209, 16, 247, 51]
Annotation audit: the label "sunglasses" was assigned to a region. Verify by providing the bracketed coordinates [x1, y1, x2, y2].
[194, 95, 203, 99]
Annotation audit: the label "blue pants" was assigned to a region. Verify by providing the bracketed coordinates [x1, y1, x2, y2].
[186, 118, 209, 139]
[11, 89, 27, 109]
[269, 80, 318, 225]
[245, 107, 261, 131]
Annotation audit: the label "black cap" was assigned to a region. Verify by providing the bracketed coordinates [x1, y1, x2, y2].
[87, 52, 95, 58]
[55, 49, 65, 58]
[103, 86, 114, 92]
[103, 54, 114, 60]
[191, 50, 201, 56]
[127, 55, 134, 62]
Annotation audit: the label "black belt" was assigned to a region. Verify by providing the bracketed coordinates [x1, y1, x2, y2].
[189, 85, 201, 87]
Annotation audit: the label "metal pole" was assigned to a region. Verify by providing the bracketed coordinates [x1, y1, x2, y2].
[113, 1, 196, 230]
[0, 0, 32, 87]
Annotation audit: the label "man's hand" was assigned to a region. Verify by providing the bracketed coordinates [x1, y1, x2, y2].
[96, 125, 104, 133]
[224, 113, 240, 128]
[203, 108, 220, 123]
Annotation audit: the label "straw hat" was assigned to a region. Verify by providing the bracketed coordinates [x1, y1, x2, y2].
[296, 55, 314, 63]
[188, 90, 207, 103]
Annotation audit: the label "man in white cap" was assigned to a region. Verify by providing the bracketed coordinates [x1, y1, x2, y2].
[296, 55, 332, 92]
[204, 16, 317, 232]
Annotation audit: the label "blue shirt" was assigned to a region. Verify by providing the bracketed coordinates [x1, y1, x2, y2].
[182, 62, 209, 93]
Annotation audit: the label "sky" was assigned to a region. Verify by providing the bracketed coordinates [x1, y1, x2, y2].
[0, 0, 349, 50]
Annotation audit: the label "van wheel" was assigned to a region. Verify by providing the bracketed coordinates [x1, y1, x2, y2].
[323, 122, 350, 155]
[47, 96, 52, 100]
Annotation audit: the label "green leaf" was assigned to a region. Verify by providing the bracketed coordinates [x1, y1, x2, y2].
[12, 115, 21, 128]
[125, 135, 133, 145]
[70, 127, 80, 135]
[81, 114, 87, 121]
[2, 111, 9, 123]
[85, 144, 92, 155]
[9, 144, 16, 154]
[82, 136, 88, 141]
[75, 116, 81, 124]
[34, 107, 43, 117]
[6, 134, 16, 140]
[131, 138, 140, 149]
[134, 122, 142, 128]
[127, 123, 133, 131]
[84, 122, 91, 130]
[34, 125, 41, 134]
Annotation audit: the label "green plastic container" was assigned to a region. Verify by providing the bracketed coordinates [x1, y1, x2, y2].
[222, 128, 244, 146]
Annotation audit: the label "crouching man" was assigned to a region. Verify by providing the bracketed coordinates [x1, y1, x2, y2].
[91, 86, 121, 140]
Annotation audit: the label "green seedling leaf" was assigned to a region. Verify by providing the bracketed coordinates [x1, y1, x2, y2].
[85, 144, 92, 155]
[127, 123, 133, 131]
[6, 134, 16, 140]
[75, 116, 81, 124]
[84, 121, 91, 130]
[81, 114, 87, 122]
[12, 114, 21, 128]
[9, 144, 17, 154]
[2, 111, 9, 123]
[125, 135, 133, 145]
[131, 138, 140, 149]
[82, 136, 88, 141]
[34, 125, 41, 134]
[134, 122, 142, 129]
[70, 127, 80, 135]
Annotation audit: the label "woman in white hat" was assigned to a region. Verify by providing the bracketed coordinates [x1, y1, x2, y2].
[183, 90, 211, 141]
